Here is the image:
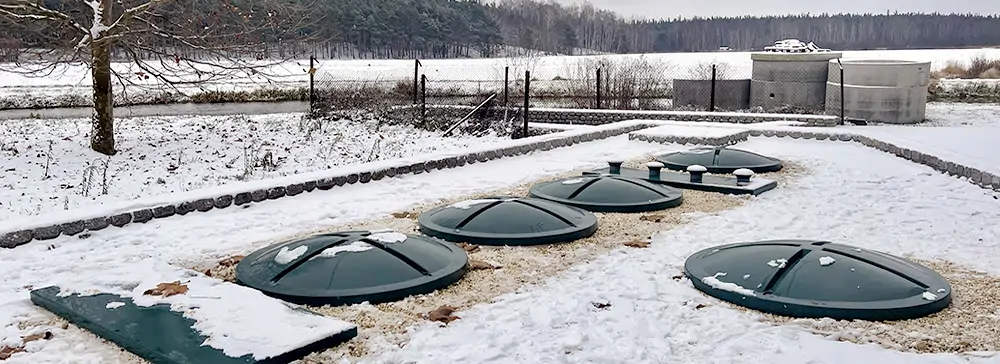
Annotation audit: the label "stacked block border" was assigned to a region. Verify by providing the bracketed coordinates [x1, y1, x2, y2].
[0, 124, 649, 249]
[629, 130, 751, 147]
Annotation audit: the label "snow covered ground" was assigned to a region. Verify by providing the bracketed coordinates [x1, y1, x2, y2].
[2, 48, 999, 109]
[0, 113, 504, 220]
[1, 127, 998, 363]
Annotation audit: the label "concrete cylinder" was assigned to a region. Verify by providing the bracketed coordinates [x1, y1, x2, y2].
[749, 52, 843, 112]
[825, 60, 931, 124]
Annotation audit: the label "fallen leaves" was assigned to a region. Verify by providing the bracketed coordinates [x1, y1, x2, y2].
[639, 214, 668, 223]
[217, 255, 245, 268]
[0, 331, 53, 360]
[457, 242, 480, 253]
[623, 240, 651, 248]
[391, 211, 418, 219]
[143, 281, 189, 298]
[469, 259, 501, 270]
[420, 305, 460, 324]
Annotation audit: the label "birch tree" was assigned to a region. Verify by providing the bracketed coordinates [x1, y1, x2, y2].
[0, 0, 316, 155]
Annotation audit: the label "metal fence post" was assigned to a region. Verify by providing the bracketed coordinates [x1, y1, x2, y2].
[709, 64, 717, 112]
[523, 70, 530, 138]
[503, 66, 509, 109]
[413, 59, 420, 104]
[421, 74, 427, 121]
[308, 55, 316, 113]
[596, 67, 602, 109]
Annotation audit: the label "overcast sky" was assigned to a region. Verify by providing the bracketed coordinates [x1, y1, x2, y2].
[554, 0, 1000, 20]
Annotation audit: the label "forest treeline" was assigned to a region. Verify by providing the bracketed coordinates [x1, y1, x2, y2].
[4, 0, 1000, 59]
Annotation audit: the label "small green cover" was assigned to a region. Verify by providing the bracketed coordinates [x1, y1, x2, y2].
[29, 286, 357, 364]
[417, 196, 598, 246]
[684, 240, 952, 321]
[655, 147, 783, 174]
[528, 175, 683, 212]
[236, 231, 468, 307]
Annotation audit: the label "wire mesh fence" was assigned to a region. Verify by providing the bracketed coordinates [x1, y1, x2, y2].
[310, 54, 847, 131]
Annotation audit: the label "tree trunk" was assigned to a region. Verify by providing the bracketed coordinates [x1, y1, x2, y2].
[90, 0, 115, 156]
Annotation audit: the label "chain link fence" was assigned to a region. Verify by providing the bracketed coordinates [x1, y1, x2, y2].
[309, 54, 847, 134]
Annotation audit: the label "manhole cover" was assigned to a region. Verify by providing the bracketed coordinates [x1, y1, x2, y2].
[684, 240, 952, 321]
[655, 146, 782, 174]
[528, 175, 683, 212]
[417, 196, 598, 246]
[235, 230, 468, 307]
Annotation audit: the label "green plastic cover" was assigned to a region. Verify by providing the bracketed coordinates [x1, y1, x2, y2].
[528, 175, 683, 212]
[684, 240, 952, 321]
[30, 286, 356, 364]
[655, 147, 782, 173]
[417, 196, 598, 246]
[236, 231, 468, 307]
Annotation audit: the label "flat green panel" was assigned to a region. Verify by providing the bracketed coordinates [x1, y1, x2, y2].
[30, 286, 356, 364]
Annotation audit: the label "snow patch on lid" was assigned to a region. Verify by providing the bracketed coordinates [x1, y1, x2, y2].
[645, 162, 664, 168]
[448, 199, 502, 209]
[922, 291, 939, 301]
[368, 231, 408, 244]
[313, 241, 373, 259]
[819, 256, 836, 266]
[701, 272, 756, 296]
[106, 301, 125, 309]
[681, 148, 714, 155]
[561, 178, 588, 185]
[767, 259, 788, 268]
[274, 245, 308, 264]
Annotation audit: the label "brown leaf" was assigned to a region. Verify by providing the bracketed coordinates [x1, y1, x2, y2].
[0, 345, 24, 360]
[143, 281, 189, 297]
[423, 305, 460, 324]
[592, 302, 612, 310]
[639, 214, 667, 223]
[623, 240, 650, 248]
[391, 211, 417, 219]
[695, 304, 709, 310]
[203, 269, 213, 277]
[457, 242, 480, 253]
[22, 331, 52, 342]
[671, 275, 685, 281]
[469, 260, 500, 270]
[217, 255, 245, 268]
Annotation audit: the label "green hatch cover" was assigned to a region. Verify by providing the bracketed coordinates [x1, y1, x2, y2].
[684, 240, 952, 321]
[236, 230, 468, 307]
[417, 196, 598, 246]
[528, 175, 684, 212]
[30, 286, 357, 364]
[655, 147, 783, 174]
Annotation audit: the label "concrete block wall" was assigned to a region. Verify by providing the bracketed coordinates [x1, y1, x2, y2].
[629, 130, 750, 147]
[0, 123, 650, 249]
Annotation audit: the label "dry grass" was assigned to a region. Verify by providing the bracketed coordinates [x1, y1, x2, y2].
[197, 155, 809, 362]
[932, 56, 1000, 79]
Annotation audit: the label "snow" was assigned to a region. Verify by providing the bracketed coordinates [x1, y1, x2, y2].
[845, 125, 1000, 176]
[819, 256, 837, 266]
[767, 259, 789, 268]
[0, 134, 678, 364]
[3, 119, 1000, 363]
[701, 272, 757, 296]
[273, 245, 308, 264]
[104, 302, 124, 309]
[633, 124, 748, 138]
[734, 168, 755, 177]
[369, 138, 1000, 364]
[367, 231, 408, 244]
[922, 292, 939, 301]
[448, 198, 503, 209]
[560, 178, 588, 185]
[0, 113, 504, 222]
[314, 241, 373, 259]
[686, 164, 708, 173]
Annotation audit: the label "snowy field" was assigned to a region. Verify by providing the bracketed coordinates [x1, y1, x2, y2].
[1, 122, 999, 363]
[2, 48, 1000, 109]
[0, 113, 505, 220]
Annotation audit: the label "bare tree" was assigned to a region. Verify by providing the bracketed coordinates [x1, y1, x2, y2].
[0, 0, 318, 155]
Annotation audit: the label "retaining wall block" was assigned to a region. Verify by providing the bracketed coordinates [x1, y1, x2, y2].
[194, 198, 215, 212]
[345, 173, 360, 184]
[214, 195, 234, 209]
[33, 226, 61, 241]
[331, 175, 347, 186]
[84, 217, 110, 231]
[359, 172, 373, 183]
[286, 183, 304, 196]
[267, 187, 286, 199]
[250, 189, 268, 202]
[132, 209, 154, 223]
[302, 180, 317, 192]
[175, 202, 195, 215]
[1, 230, 33, 248]
[59, 221, 86, 236]
[110, 213, 133, 227]
[152, 205, 176, 218]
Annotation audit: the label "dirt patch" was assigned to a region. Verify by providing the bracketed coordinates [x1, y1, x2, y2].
[703, 258, 1000, 354]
